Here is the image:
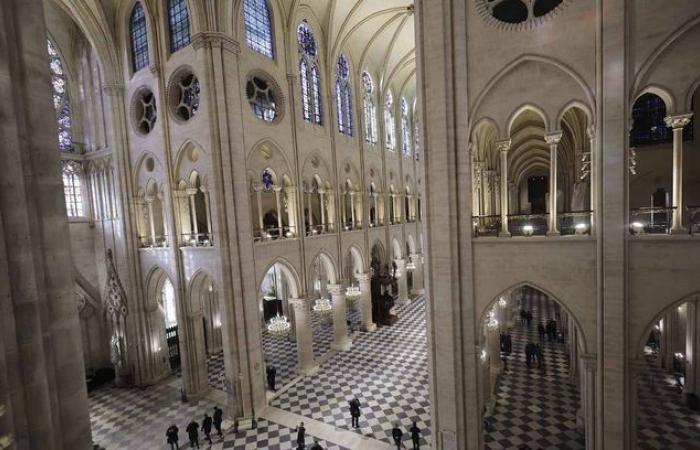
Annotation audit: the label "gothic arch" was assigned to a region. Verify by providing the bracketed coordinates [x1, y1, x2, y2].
[309, 251, 339, 285]
[258, 258, 301, 299]
[636, 290, 700, 355]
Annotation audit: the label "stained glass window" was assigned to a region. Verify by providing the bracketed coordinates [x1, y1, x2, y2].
[243, 0, 274, 58]
[168, 0, 190, 53]
[47, 39, 74, 152]
[262, 169, 274, 191]
[384, 91, 396, 151]
[336, 53, 353, 136]
[414, 113, 420, 161]
[130, 2, 149, 72]
[362, 72, 377, 144]
[298, 21, 322, 125]
[62, 161, 84, 217]
[630, 93, 693, 147]
[246, 75, 277, 122]
[401, 98, 411, 157]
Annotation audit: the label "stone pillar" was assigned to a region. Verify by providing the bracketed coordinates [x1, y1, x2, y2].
[289, 298, 318, 375]
[546, 131, 563, 236]
[372, 193, 379, 225]
[349, 191, 356, 227]
[497, 139, 511, 237]
[328, 284, 352, 351]
[410, 253, 424, 293]
[685, 299, 700, 397]
[487, 326, 501, 396]
[357, 273, 376, 332]
[307, 190, 314, 228]
[274, 187, 283, 233]
[665, 113, 693, 234]
[255, 187, 264, 231]
[202, 188, 213, 241]
[318, 189, 326, 231]
[285, 187, 298, 236]
[587, 126, 596, 232]
[581, 354, 597, 450]
[395, 258, 409, 303]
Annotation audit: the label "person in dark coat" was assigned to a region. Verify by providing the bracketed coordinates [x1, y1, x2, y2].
[535, 344, 544, 369]
[295, 422, 306, 449]
[526, 311, 533, 327]
[392, 423, 404, 449]
[409, 421, 421, 449]
[505, 333, 513, 354]
[348, 397, 361, 428]
[201, 413, 213, 444]
[310, 440, 323, 450]
[537, 323, 546, 341]
[166, 424, 179, 450]
[213, 406, 223, 437]
[267, 365, 277, 391]
[186, 420, 200, 449]
[525, 341, 534, 367]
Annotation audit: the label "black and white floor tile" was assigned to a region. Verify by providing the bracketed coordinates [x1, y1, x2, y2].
[89, 381, 349, 450]
[272, 295, 431, 448]
[637, 359, 700, 449]
[484, 296, 585, 450]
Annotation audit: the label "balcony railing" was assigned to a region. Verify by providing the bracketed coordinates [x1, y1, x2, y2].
[342, 221, 363, 231]
[688, 206, 700, 235]
[139, 235, 169, 248]
[472, 214, 501, 238]
[180, 233, 214, 247]
[559, 210, 593, 236]
[629, 207, 674, 235]
[508, 213, 549, 237]
[254, 226, 297, 242]
[306, 223, 335, 236]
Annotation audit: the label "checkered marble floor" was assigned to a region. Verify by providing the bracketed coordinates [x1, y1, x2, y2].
[271, 295, 431, 448]
[89, 381, 349, 450]
[484, 295, 585, 450]
[637, 358, 700, 449]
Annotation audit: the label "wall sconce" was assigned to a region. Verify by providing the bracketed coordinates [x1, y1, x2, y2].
[630, 222, 644, 235]
[575, 223, 588, 234]
[522, 225, 534, 236]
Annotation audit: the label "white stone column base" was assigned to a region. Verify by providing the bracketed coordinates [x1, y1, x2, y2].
[546, 230, 561, 237]
[361, 322, 377, 332]
[300, 363, 319, 376]
[331, 338, 352, 351]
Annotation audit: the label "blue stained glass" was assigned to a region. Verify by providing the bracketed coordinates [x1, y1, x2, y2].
[401, 98, 411, 157]
[630, 93, 693, 147]
[130, 3, 149, 71]
[298, 20, 322, 125]
[168, 0, 190, 53]
[262, 169, 274, 191]
[47, 38, 73, 152]
[244, 0, 274, 58]
[336, 53, 353, 136]
[297, 21, 316, 57]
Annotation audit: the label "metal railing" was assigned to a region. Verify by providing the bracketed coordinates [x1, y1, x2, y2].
[559, 210, 593, 236]
[688, 206, 700, 235]
[139, 235, 169, 248]
[305, 223, 336, 236]
[507, 213, 549, 237]
[629, 207, 674, 235]
[342, 221, 363, 231]
[179, 233, 214, 247]
[253, 225, 297, 242]
[472, 215, 501, 238]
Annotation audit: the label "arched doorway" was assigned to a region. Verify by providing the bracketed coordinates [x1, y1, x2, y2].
[308, 252, 339, 359]
[481, 285, 586, 449]
[189, 272, 223, 391]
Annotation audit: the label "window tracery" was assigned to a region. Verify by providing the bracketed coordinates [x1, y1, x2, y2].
[298, 21, 322, 125]
[362, 72, 377, 144]
[243, 0, 274, 58]
[384, 91, 396, 152]
[167, 0, 190, 53]
[130, 2, 149, 71]
[47, 38, 73, 152]
[336, 53, 353, 136]
[401, 98, 412, 157]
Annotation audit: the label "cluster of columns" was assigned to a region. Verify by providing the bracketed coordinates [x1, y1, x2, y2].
[177, 187, 213, 245]
[304, 187, 334, 234]
[341, 189, 361, 229]
[253, 184, 293, 236]
[664, 113, 693, 234]
[286, 274, 377, 375]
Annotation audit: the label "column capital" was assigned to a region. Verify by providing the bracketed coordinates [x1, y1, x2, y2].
[185, 188, 199, 196]
[317, 188, 326, 195]
[355, 272, 371, 282]
[495, 138, 511, 152]
[273, 186, 283, 193]
[394, 258, 407, 269]
[544, 130, 563, 144]
[664, 112, 693, 129]
[327, 283, 345, 296]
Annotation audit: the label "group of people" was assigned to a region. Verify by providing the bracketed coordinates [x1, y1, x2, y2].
[537, 319, 559, 342]
[524, 341, 545, 368]
[519, 309, 533, 327]
[347, 395, 423, 449]
[166, 406, 223, 449]
[292, 422, 325, 450]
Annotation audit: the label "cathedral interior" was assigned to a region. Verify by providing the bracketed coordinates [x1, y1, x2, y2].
[2, 0, 700, 449]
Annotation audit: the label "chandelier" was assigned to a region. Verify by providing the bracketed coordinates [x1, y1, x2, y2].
[486, 309, 499, 330]
[346, 285, 361, 307]
[498, 297, 507, 308]
[313, 297, 333, 319]
[406, 260, 416, 271]
[267, 314, 291, 337]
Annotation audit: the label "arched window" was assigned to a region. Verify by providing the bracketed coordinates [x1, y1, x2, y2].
[130, 2, 149, 71]
[384, 91, 396, 151]
[47, 38, 73, 152]
[362, 72, 377, 144]
[167, 0, 191, 53]
[630, 93, 693, 146]
[161, 278, 178, 328]
[336, 53, 353, 136]
[298, 21, 322, 125]
[243, 0, 274, 58]
[401, 97, 411, 157]
[62, 161, 84, 217]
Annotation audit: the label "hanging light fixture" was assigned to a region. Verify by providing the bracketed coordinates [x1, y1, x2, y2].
[406, 260, 416, 271]
[313, 297, 333, 319]
[267, 314, 290, 337]
[346, 285, 361, 307]
[486, 308, 499, 330]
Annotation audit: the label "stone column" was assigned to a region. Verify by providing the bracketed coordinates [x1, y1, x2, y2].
[628, 359, 645, 450]
[255, 187, 264, 232]
[187, 188, 199, 240]
[581, 354, 597, 450]
[546, 131, 563, 236]
[318, 188, 326, 231]
[307, 190, 314, 228]
[410, 253, 424, 293]
[395, 258, 409, 303]
[587, 126, 596, 232]
[328, 284, 352, 351]
[202, 188, 213, 241]
[285, 186, 298, 236]
[146, 198, 157, 246]
[685, 299, 700, 398]
[289, 298, 319, 375]
[357, 273, 376, 332]
[664, 113, 693, 234]
[372, 193, 379, 225]
[497, 140, 511, 237]
[349, 191, 356, 227]
[273, 186, 283, 234]
[487, 326, 501, 396]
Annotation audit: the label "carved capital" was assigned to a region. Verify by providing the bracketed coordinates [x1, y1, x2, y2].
[192, 32, 240, 55]
[495, 138, 511, 153]
[664, 113, 693, 130]
[544, 130, 563, 145]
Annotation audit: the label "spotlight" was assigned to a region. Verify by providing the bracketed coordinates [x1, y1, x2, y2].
[522, 225, 534, 236]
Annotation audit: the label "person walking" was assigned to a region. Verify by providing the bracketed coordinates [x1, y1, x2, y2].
[267, 365, 277, 391]
[186, 420, 200, 449]
[348, 397, 361, 428]
[310, 440, 324, 450]
[392, 423, 404, 449]
[537, 322, 545, 341]
[201, 413, 213, 445]
[409, 421, 421, 450]
[213, 406, 223, 437]
[295, 421, 306, 450]
[505, 332, 513, 354]
[526, 311, 533, 327]
[166, 424, 179, 450]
